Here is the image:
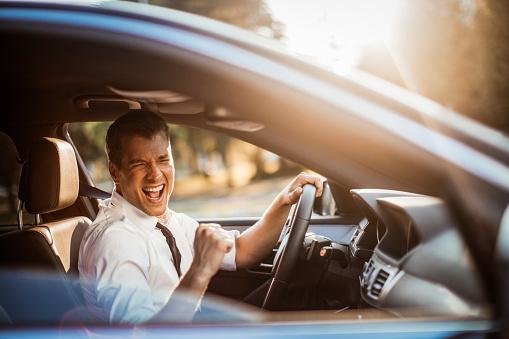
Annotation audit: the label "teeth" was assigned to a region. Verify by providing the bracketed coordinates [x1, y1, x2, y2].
[143, 184, 164, 192]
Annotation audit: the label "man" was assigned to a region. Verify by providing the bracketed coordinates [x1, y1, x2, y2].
[78, 111, 324, 324]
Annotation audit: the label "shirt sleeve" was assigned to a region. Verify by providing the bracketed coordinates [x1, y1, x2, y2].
[178, 212, 239, 271]
[220, 228, 240, 271]
[90, 225, 157, 324]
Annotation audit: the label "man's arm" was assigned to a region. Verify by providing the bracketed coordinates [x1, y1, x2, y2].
[235, 173, 325, 269]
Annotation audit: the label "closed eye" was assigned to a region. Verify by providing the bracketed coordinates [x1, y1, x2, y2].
[129, 161, 145, 169]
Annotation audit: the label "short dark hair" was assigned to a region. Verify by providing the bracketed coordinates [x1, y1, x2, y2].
[106, 111, 170, 167]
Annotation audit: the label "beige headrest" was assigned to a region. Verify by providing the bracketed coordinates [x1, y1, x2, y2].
[21, 138, 79, 214]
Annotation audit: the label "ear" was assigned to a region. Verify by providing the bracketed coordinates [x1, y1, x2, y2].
[109, 161, 121, 187]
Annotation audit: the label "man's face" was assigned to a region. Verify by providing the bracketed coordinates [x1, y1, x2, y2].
[109, 132, 174, 216]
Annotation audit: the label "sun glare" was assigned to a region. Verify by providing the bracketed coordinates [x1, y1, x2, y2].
[266, 0, 402, 72]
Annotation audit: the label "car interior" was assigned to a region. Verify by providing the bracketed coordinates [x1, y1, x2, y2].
[0, 1, 503, 328]
[0, 116, 490, 325]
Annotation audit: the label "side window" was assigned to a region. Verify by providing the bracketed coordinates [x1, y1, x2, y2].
[0, 132, 33, 228]
[69, 123, 303, 218]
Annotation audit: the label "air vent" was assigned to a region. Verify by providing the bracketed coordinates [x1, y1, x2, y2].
[370, 269, 390, 298]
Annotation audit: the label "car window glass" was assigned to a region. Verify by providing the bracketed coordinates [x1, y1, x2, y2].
[69, 123, 304, 218]
[0, 132, 33, 228]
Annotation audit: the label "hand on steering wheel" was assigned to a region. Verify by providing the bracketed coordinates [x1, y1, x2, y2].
[262, 184, 317, 310]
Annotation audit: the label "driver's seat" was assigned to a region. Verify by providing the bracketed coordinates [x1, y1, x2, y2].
[0, 137, 91, 323]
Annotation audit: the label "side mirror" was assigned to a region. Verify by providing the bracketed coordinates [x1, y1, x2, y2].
[313, 181, 337, 216]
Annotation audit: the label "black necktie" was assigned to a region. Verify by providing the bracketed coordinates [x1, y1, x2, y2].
[156, 223, 182, 277]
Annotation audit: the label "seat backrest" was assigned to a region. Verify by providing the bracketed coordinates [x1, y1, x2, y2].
[0, 137, 92, 323]
[16, 137, 91, 274]
[29, 216, 90, 275]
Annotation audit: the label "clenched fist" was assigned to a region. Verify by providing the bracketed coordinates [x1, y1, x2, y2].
[190, 223, 233, 281]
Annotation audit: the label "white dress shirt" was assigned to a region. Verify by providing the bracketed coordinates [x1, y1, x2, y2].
[78, 190, 239, 324]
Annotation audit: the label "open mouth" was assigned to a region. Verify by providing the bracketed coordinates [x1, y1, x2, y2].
[142, 184, 165, 203]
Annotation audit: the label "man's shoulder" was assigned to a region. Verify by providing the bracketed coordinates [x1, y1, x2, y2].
[83, 209, 145, 248]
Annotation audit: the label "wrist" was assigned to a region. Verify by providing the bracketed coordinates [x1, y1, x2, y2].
[188, 261, 214, 284]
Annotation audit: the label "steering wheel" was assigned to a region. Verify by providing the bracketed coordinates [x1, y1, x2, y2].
[262, 184, 316, 310]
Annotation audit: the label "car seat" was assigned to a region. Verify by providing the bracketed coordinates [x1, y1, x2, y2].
[0, 137, 92, 324]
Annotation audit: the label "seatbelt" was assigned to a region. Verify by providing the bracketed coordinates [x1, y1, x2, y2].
[78, 182, 111, 200]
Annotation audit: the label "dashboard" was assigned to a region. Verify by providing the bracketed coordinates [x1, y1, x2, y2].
[348, 189, 487, 317]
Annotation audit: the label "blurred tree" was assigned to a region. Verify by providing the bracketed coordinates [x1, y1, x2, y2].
[148, 0, 283, 39]
[386, 0, 509, 133]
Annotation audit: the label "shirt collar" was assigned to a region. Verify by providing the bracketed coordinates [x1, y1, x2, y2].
[109, 189, 159, 231]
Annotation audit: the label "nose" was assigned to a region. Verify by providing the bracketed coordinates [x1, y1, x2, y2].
[146, 161, 162, 180]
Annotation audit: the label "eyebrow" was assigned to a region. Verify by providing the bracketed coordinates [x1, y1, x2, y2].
[128, 158, 146, 166]
[128, 155, 169, 165]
